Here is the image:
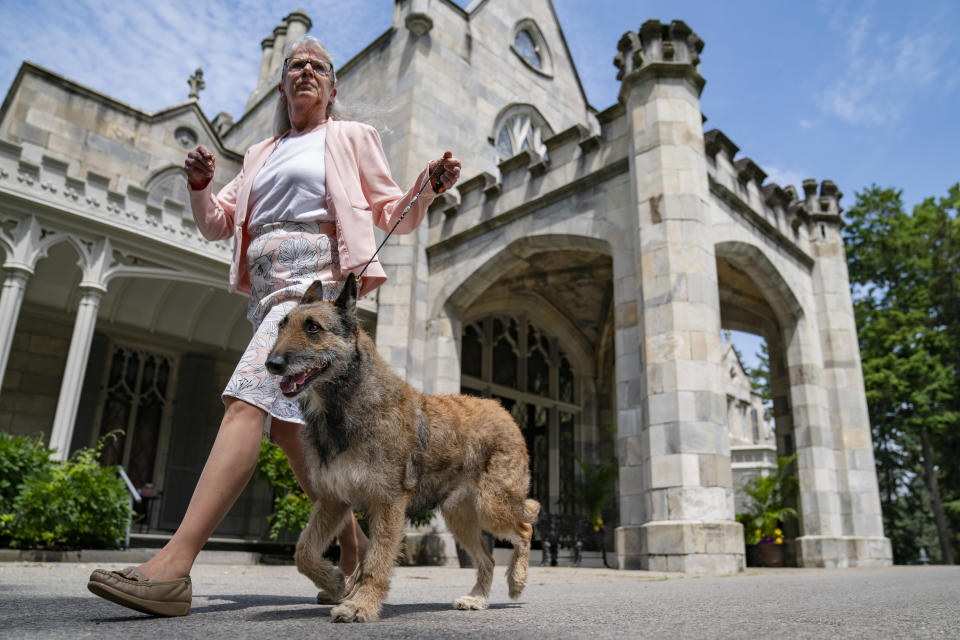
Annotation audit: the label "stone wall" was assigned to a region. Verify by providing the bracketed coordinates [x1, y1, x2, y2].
[0, 310, 71, 435]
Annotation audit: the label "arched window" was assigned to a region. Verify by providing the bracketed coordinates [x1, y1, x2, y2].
[493, 105, 552, 162]
[460, 313, 578, 514]
[511, 19, 553, 77]
[145, 166, 189, 211]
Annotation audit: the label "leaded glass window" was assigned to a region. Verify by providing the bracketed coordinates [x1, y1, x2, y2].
[492, 317, 519, 387]
[460, 313, 578, 514]
[97, 344, 175, 489]
[495, 112, 547, 162]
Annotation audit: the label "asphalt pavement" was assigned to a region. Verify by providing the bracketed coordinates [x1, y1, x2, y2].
[1, 561, 958, 639]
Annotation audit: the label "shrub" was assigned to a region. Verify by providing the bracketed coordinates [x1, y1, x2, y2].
[1, 435, 132, 549]
[258, 437, 312, 540]
[0, 432, 53, 514]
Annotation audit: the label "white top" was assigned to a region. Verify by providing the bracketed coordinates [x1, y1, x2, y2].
[247, 127, 331, 228]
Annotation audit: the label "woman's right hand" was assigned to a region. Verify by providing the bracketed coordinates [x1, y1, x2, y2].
[184, 144, 216, 190]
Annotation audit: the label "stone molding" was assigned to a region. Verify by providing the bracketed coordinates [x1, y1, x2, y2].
[0, 139, 232, 268]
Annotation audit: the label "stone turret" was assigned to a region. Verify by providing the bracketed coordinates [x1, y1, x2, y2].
[803, 175, 890, 565]
[615, 20, 743, 574]
[245, 10, 313, 114]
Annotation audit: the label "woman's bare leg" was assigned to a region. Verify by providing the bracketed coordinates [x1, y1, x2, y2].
[137, 398, 265, 581]
[271, 420, 369, 575]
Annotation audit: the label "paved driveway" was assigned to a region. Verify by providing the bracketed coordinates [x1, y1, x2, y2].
[1, 563, 958, 639]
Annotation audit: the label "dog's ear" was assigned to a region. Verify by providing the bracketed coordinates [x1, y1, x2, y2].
[301, 280, 325, 305]
[335, 273, 358, 316]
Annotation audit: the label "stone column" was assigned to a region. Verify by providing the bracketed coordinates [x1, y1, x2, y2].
[374, 222, 430, 390]
[284, 10, 312, 44]
[423, 310, 461, 395]
[49, 286, 105, 461]
[614, 20, 743, 574]
[805, 180, 891, 566]
[0, 267, 31, 391]
[257, 35, 275, 84]
[270, 24, 289, 77]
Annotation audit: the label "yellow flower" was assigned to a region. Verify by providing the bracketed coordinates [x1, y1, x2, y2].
[755, 529, 762, 537]
[775, 537, 783, 544]
[774, 528, 782, 536]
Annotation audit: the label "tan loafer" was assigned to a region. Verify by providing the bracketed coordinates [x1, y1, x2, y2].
[88, 566, 192, 617]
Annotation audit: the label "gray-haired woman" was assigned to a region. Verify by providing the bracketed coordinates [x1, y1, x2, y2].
[87, 35, 460, 617]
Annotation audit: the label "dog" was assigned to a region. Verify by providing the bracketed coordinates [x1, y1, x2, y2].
[265, 273, 540, 622]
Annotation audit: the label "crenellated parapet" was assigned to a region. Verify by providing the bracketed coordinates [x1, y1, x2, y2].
[614, 19, 705, 97]
[0, 139, 232, 264]
[703, 126, 850, 264]
[426, 118, 627, 256]
[798, 178, 843, 226]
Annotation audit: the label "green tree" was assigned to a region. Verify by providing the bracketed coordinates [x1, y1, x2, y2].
[844, 184, 960, 564]
[746, 342, 772, 421]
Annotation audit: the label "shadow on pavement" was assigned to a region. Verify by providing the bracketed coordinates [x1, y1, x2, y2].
[246, 600, 524, 621]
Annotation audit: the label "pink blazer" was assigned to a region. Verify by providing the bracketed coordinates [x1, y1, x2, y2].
[189, 120, 436, 299]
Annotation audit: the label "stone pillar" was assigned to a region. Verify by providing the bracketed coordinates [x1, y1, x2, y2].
[374, 224, 429, 390]
[270, 24, 289, 77]
[0, 267, 31, 391]
[614, 20, 743, 574]
[284, 10, 312, 44]
[257, 35, 275, 84]
[49, 286, 105, 461]
[805, 180, 892, 566]
[423, 310, 461, 395]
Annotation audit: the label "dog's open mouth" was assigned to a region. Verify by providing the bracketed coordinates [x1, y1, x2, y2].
[278, 363, 326, 397]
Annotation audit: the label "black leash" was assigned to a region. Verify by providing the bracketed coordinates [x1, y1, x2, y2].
[356, 157, 448, 282]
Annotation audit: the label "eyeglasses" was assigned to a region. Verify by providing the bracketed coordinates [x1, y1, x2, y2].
[284, 57, 333, 76]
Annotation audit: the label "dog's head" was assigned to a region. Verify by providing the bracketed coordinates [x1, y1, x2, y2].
[265, 273, 359, 398]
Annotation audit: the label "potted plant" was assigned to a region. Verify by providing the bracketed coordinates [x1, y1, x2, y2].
[737, 455, 798, 567]
[570, 453, 618, 568]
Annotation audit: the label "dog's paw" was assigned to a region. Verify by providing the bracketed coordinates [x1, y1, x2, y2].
[316, 589, 341, 605]
[331, 599, 378, 623]
[454, 595, 489, 610]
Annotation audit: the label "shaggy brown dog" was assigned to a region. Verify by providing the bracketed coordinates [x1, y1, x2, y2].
[266, 273, 540, 622]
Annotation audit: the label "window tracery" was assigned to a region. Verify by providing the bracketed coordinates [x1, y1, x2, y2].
[493, 106, 552, 162]
[460, 313, 578, 514]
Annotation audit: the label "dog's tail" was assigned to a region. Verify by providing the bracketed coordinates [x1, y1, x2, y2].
[521, 498, 541, 524]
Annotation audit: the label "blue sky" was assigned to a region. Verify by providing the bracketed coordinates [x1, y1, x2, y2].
[1, 0, 957, 368]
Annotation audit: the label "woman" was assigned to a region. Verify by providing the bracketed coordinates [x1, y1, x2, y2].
[87, 35, 461, 617]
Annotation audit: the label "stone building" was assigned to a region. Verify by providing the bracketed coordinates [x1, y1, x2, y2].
[0, 0, 890, 571]
[720, 335, 778, 514]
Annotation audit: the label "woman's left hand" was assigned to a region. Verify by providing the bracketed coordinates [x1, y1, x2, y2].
[429, 151, 461, 194]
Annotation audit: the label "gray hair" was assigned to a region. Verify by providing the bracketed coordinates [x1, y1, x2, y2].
[273, 35, 343, 136]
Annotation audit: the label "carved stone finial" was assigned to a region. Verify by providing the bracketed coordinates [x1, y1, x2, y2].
[406, 12, 433, 35]
[187, 68, 205, 100]
[404, 0, 434, 36]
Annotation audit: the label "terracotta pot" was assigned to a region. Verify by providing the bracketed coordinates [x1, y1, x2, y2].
[758, 541, 785, 567]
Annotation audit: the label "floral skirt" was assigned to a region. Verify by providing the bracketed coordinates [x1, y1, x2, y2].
[222, 220, 343, 430]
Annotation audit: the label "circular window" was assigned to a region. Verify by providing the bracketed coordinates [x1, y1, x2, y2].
[174, 126, 198, 148]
